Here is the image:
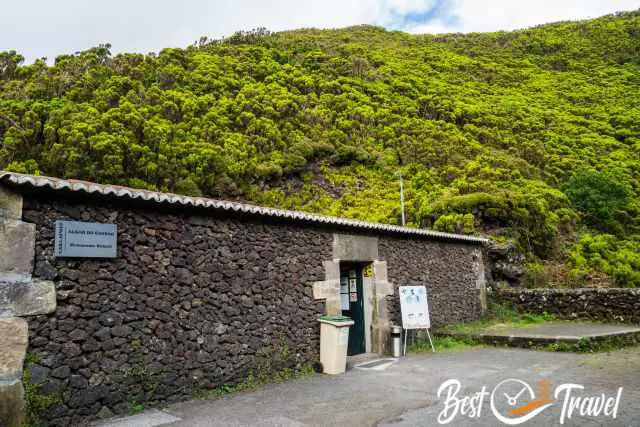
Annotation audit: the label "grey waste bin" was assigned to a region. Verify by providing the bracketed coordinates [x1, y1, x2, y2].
[391, 325, 402, 357]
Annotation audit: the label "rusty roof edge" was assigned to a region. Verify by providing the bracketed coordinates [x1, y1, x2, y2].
[0, 171, 488, 244]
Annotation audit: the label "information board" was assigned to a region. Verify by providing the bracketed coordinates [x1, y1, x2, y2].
[399, 285, 431, 329]
[55, 220, 117, 258]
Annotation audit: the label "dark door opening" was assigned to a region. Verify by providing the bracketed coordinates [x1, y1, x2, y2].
[340, 262, 365, 356]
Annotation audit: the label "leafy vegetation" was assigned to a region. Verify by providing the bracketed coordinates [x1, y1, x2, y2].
[23, 354, 62, 427]
[409, 334, 482, 352]
[1, 11, 639, 285]
[438, 303, 556, 334]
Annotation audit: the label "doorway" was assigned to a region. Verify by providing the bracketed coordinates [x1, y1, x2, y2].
[340, 262, 365, 355]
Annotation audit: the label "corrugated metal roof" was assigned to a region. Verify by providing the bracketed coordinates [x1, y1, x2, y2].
[0, 171, 488, 244]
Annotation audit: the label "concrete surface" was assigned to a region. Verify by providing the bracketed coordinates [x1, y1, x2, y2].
[96, 347, 640, 426]
[91, 409, 181, 427]
[439, 321, 640, 347]
[451, 321, 640, 338]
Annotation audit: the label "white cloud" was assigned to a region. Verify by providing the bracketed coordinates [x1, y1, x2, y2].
[0, 0, 638, 62]
[383, 0, 439, 15]
[405, 0, 640, 34]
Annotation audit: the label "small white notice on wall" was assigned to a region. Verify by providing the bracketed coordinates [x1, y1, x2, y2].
[340, 293, 350, 310]
[399, 286, 431, 329]
[55, 220, 117, 258]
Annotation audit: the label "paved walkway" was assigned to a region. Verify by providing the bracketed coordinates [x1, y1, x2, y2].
[448, 321, 640, 339]
[94, 346, 640, 426]
[438, 321, 640, 349]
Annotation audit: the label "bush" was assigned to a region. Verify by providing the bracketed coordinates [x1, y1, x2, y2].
[568, 233, 640, 287]
[433, 213, 475, 234]
[564, 170, 631, 233]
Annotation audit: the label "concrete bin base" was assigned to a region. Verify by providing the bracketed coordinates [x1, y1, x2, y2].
[319, 316, 354, 375]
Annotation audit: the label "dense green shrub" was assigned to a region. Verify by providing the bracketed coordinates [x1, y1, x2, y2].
[564, 170, 631, 233]
[1, 12, 639, 284]
[568, 233, 640, 287]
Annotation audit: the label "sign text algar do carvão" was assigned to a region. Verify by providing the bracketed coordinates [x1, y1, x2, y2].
[55, 220, 117, 258]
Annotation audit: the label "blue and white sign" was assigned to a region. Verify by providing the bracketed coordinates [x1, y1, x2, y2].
[54, 220, 117, 258]
[399, 285, 431, 329]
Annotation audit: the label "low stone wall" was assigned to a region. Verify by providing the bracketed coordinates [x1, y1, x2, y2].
[490, 288, 640, 323]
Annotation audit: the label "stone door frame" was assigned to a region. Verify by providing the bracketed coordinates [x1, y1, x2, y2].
[313, 234, 394, 355]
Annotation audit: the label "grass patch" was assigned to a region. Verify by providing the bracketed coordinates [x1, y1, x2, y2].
[440, 303, 556, 334]
[545, 334, 640, 353]
[409, 335, 484, 353]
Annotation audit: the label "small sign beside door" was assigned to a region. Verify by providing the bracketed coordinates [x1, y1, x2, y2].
[55, 220, 117, 258]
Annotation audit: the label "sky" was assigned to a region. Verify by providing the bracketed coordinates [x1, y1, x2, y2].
[1, 0, 639, 63]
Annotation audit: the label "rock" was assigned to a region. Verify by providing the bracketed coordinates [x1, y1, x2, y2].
[82, 340, 101, 352]
[40, 378, 64, 395]
[67, 386, 108, 408]
[69, 329, 88, 342]
[96, 406, 114, 419]
[0, 380, 25, 427]
[50, 365, 70, 379]
[111, 325, 132, 338]
[0, 219, 35, 283]
[0, 317, 28, 426]
[69, 375, 88, 389]
[0, 280, 57, 316]
[113, 271, 129, 285]
[62, 342, 82, 358]
[34, 260, 58, 281]
[94, 327, 111, 341]
[485, 240, 526, 286]
[27, 364, 49, 385]
[175, 268, 194, 285]
[0, 317, 28, 382]
[99, 312, 123, 327]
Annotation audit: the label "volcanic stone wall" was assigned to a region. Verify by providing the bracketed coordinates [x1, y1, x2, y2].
[16, 191, 484, 426]
[22, 194, 331, 426]
[491, 288, 640, 323]
[380, 237, 483, 328]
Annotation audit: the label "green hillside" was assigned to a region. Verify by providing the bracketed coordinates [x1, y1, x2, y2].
[1, 11, 639, 287]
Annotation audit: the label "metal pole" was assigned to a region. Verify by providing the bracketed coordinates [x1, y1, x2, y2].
[426, 328, 435, 353]
[399, 173, 405, 226]
[403, 328, 407, 356]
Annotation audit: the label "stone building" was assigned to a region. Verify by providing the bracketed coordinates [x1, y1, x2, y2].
[0, 171, 487, 426]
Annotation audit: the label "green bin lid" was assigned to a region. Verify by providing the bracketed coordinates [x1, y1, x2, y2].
[319, 315, 353, 323]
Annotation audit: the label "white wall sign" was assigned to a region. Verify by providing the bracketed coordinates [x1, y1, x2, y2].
[55, 220, 117, 258]
[399, 285, 431, 329]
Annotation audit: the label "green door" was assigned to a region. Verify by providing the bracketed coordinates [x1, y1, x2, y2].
[340, 263, 365, 355]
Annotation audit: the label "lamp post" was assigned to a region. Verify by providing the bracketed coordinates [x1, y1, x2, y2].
[397, 172, 406, 226]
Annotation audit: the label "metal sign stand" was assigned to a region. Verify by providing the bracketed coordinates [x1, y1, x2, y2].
[402, 328, 435, 356]
[399, 285, 436, 356]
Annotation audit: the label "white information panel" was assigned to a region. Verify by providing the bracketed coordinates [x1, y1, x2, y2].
[55, 220, 117, 258]
[399, 285, 431, 329]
